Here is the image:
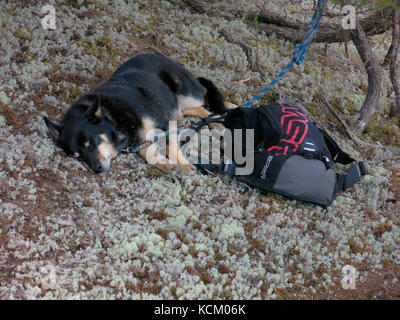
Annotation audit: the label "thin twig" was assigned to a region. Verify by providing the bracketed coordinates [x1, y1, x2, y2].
[321, 95, 365, 146]
[219, 28, 264, 75]
[320, 95, 400, 154]
[364, 155, 400, 164]
[232, 77, 252, 85]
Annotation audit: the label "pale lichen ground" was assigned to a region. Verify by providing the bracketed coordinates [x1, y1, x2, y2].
[0, 0, 399, 299]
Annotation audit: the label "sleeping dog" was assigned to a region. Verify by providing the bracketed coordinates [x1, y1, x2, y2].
[44, 53, 235, 176]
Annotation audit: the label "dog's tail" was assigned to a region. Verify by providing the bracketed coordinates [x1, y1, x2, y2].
[197, 77, 229, 115]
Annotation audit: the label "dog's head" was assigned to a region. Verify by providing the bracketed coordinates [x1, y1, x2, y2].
[44, 97, 127, 174]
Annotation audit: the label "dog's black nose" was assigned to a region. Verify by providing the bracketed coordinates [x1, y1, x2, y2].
[93, 165, 105, 174]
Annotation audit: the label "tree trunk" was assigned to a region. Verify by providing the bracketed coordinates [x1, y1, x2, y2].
[389, 10, 400, 120]
[351, 20, 382, 135]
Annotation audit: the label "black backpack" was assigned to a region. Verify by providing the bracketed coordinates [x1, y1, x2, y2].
[193, 103, 368, 207]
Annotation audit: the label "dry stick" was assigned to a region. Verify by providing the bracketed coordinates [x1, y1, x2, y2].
[320, 95, 400, 154]
[232, 77, 252, 85]
[364, 155, 400, 164]
[321, 96, 365, 146]
[219, 28, 263, 75]
[301, 99, 400, 164]
[297, 100, 347, 145]
[344, 41, 349, 58]
[350, 20, 382, 135]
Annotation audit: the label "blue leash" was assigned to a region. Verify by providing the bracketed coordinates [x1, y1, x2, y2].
[241, 0, 328, 107]
[124, 0, 328, 154]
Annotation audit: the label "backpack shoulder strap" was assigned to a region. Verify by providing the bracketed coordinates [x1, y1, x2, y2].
[336, 161, 368, 192]
[196, 158, 237, 176]
[318, 128, 369, 191]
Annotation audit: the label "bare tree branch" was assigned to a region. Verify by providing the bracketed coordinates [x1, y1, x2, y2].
[219, 28, 263, 74]
[183, 0, 391, 43]
[389, 9, 400, 120]
[350, 20, 382, 135]
[320, 95, 400, 154]
[254, 9, 390, 43]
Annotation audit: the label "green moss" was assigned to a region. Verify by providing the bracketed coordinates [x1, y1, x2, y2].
[75, 36, 119, 60]
[344, 99, 357, 115]
[94, 0, 107, 10]
[303, 62, 311, 75]
[13, 28, 31, 41]
[305, 103, 320, 118]
[241, 11, 250, 20]
[70, 0, 106, 9]
[75, 38, 96, 50]
[321, 70, 332, 83]
[4, 7, 17, 16]
[96, 35, 112, 47]
[68, 85, 83, 99]
[373, 223, 392, 239]
[68, 0, 84, 8]
[363, 118, 400, 147]
[15, 51, 35, 63]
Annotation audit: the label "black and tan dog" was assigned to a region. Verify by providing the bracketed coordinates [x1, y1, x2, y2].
[44, 53, 235, 176]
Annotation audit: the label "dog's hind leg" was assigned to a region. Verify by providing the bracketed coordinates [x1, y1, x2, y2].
[196, 78, 239, 114]
[182, 107, 211, 118]
[182, 102, 237, 118]
[177, 94, 212, 119]
[224, 102, 238, 109]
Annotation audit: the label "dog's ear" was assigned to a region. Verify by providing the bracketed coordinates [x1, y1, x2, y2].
[85, 97, 102, 121]
[115, 132, 129, 149]
[43, 116, 62, 142]
[159, 71, 183, 94]
[85, 96, 115, 124]
[138, 86, 151, 98]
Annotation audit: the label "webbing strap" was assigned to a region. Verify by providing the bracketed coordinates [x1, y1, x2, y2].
[336, 161, 368, 192]
[196, 158, 237, 176]
[315, 127, 369, 191]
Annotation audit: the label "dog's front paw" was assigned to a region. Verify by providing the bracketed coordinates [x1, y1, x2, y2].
[177, 162, 196, 176]
[153, 163, 177, 179]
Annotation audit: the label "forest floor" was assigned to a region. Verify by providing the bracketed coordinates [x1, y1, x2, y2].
[0, 0, 399, 299]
